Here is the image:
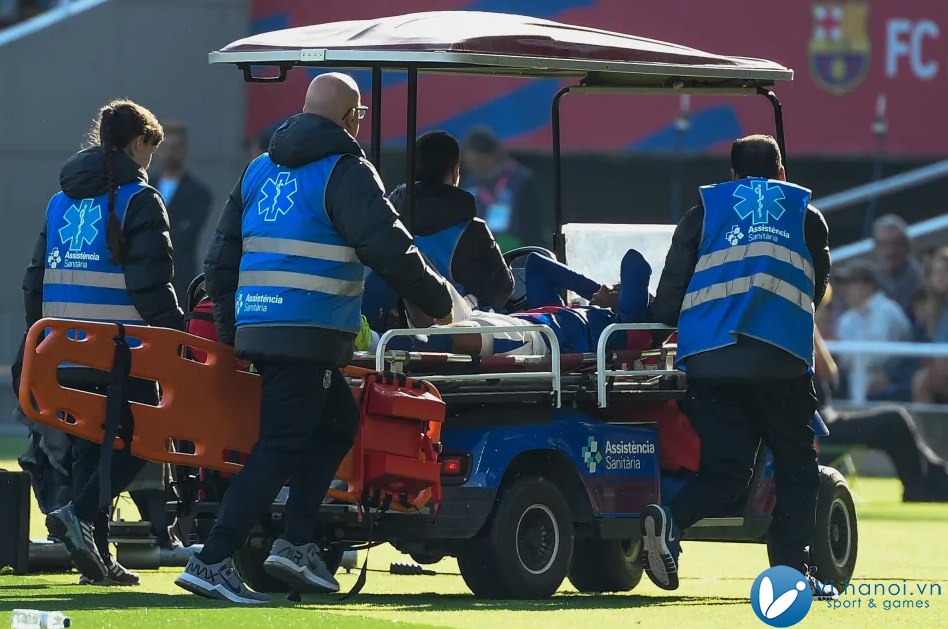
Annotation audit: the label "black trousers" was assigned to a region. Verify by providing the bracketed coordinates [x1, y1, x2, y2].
[669, 376, 820, 574]
[67, 376, 157, 552]
[820, 406, 948, 501]
[198, 360, 360, 564]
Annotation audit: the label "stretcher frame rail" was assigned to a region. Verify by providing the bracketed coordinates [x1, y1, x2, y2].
[376, 325, 563, 407]
[596, 323, 680, 408]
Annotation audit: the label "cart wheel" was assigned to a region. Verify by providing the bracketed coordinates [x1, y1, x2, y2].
[567, 538, 643, 593]
[233, 533, 345, 594]
[767, 466, 857, 588]
[457, 476, 573, 599]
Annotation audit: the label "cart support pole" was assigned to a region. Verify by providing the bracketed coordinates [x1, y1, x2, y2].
[757, 88, 787, 173]
[405, 67, 418, 218]
[370, 66, 383, 170]
[551, 87, 570, 263]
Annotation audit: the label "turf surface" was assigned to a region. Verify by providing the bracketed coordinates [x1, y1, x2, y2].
[0, 439, 945, 629]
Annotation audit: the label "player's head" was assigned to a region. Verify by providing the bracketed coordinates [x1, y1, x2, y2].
[416, 131, 461, 186]
[730, 134, 785, 181]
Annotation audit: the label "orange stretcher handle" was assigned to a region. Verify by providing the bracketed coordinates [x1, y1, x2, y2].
[20, 318, 443, 511]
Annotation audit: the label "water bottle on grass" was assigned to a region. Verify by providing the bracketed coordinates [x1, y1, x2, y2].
[11, 610, 70, 629]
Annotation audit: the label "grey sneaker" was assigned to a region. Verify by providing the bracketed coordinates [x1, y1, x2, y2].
[78, 554, 140, 586]
[46, 504, 107, 582]
[263, 539, 340, 593]
[175, 555, 270, 604]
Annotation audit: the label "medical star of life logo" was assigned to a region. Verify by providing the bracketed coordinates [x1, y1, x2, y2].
[733, 181, 788, 226]
[47, 247, 62, 269]
[582, 436, 603, 474]
[726, 225, 744, 246]
[258, 172, 299, 222]
[59, 199, 102, 252]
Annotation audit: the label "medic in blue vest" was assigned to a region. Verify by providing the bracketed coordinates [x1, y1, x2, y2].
[176, 73, 453, 605]
[641, 135, 838, 599]
[362, 131, 515, 330]
[17, 100, 184, 587]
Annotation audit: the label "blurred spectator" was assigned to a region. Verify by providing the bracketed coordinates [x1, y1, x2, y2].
[814, 281, 841, 340]
[871, 214, 922, 312]
[151, 122, 213, 301]
[835, 259, 913, 399]
[814, 328, 948, 502]
[461, 126, 550, 252]
[912, 248, 948, 404]
[918, 246, 937, 282]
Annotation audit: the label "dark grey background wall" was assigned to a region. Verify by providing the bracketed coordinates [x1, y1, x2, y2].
[0, 0, 252, 420]
[0, 0, 252, 370]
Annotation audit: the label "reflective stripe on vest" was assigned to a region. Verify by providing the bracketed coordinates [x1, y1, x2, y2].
[676, 178, 815, 369]
[236, 153, 366, 333]
[414, 220, 469, 296]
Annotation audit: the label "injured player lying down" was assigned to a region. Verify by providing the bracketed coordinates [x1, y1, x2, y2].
[385, 249, 653, 357]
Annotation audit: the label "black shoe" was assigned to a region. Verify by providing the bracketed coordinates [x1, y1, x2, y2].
[46, 504, 107, 582]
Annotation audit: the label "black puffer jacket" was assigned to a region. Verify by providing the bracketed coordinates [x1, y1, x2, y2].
[204, 113, 452, 364]
[648, 200, 831, 381]
[389, 182, 514, 309]
[13, 148, 184, 392]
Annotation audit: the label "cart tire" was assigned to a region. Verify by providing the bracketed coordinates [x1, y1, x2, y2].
[767, 466, 857, 588]
[567, 538, 643, 593]
[233, 535, 344, 594]
[457, 476, 573, 599]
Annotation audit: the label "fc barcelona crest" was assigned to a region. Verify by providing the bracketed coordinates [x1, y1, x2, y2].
[808, 2, 870, 96]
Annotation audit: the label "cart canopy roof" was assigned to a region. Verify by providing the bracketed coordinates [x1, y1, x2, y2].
[209, 11, 793, 89]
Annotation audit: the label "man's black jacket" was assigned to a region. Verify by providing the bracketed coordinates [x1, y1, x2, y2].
[389, 181, 515, 310]
[648, 200, 831, 380]
[14, 147, 184, 392]
[204, 113, 452, 365]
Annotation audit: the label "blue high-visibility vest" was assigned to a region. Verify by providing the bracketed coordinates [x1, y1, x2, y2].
[676, 178, 816, 369]
[43, 183, 148, 325]
[43, 182, 149, 362]
[414, 220, 470, 297]
[236, 154, 365, 334]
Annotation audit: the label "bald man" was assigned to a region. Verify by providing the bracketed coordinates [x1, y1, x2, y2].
[176, 73, 453, 604]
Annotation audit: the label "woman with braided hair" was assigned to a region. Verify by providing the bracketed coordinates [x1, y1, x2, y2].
[18, 99, 185, 586]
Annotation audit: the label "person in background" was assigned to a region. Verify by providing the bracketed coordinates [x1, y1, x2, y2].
[835, 259, 913, 399]
[814, 328, 948, 502]
[461, 126, 549, 252]
[911, 248, 948, 403]
[18, 99, 184, 586]
[151, 122, 213, 300]
[385, 130, 514, 309]
[871, 214, 922, 313]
